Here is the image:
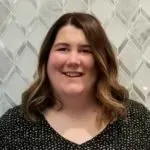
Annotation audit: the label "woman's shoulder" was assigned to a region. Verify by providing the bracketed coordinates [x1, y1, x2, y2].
[124, 99, 150, 130]
[0, 105, 22, 124]
[125, 99, 150, 117]
[0, 105, 21, 125]
[0, 105, 31, 138]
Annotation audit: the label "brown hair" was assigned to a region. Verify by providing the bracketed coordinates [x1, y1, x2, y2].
[21, 12, 128, 123]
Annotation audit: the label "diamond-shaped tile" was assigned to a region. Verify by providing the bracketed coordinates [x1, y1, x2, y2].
[109, 0, 118, 5]
[133, 83, 145, 100]
[16, 45, 38, 80]
[146, 93, 150, 109]
[118, 66, 131, 89]
[0, 2, 10, 27]
[64, 0, 88, 12]
[116, 0, 138, 22]
[27, 20, 48, 52]
[83, 0, 88, 4]
[39, 0, 62, 27]
[0, 39, 5, 49]
[0, 84, 3, 97]
[0, 96, 13, 117]
[55, 0, 64, 6]
[129, 89, 146, 105]
[0, 21, 25, 56]
[143, 42, 150, 63]
[106, 17, 128, 48]
[4, 71, 28, 105]
[0, 50, 13, 80]
[91, 0, 114, 25]
[119, 40, 142, 75]
[133, 63, 150, 97]
[41, 11, 62, 28]
[140, 0, 150, 16]
[40, 0, 62, 12]
[130, 14, 150, 45]
[13, 0, 36, 28]
[1, 0, 19, 9]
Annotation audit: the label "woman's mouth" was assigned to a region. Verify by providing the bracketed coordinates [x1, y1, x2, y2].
[62, 72, 84, 77]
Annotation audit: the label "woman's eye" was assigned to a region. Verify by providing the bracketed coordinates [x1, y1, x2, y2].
[81, 49, 92, 53]
[57, 48, 67, 51]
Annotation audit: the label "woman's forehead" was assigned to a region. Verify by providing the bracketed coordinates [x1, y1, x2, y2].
[53, 25, 89, 45]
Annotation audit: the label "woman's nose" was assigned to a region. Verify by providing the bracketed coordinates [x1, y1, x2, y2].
[66, 50, 81, 66]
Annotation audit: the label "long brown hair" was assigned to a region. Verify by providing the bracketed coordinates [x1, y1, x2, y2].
[21, 12, 128, 122]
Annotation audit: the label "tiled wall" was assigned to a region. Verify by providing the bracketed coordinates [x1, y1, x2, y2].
[0, 0, 150, 116]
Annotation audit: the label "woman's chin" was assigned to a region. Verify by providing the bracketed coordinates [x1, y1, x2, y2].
[62, 86, 85, 96]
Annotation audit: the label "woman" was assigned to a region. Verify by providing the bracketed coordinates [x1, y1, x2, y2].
[0, 12, 150, 149]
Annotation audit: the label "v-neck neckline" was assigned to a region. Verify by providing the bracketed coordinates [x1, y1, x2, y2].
[40, 113, 119, 147]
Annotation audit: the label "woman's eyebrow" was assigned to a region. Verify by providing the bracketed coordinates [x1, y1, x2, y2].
[53, 43, 69, 48]
[53, 43, 91, 48]
[79, 44, 91, 48]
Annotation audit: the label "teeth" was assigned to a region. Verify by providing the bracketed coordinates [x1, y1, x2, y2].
[63, 72, 82, 77]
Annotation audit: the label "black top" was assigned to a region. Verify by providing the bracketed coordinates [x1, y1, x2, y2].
[0, 99, 150, 150]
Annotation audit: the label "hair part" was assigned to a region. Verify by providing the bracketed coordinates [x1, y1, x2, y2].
[21, 12, 129, 123]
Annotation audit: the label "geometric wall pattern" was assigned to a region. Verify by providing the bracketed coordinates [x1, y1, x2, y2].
[0, 0, 150, 116]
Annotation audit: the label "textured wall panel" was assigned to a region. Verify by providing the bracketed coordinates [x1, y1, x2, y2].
[0, 0, 150, 116]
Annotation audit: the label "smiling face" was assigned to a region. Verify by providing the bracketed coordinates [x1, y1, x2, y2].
[47, 25, 97, 99]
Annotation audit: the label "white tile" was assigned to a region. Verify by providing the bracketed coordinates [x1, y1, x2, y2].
[129, 89, 146, 105]
[140, 0, 150, 16]
[130, 14, 150, 45]
[146, 94, 150, 109]
[39, 0, 62, 27]
[13, 0, 36, 28]
[143, 43, 150, 63]
[109, 0, 118, 5]
[0, 85, 3, 98]
[40, 11, 62, 27]
[4, 71, 28, 105]
[119, 41, 142, 74]
[0, 2, 10, 26]
[0, 50, 13, 80]
[40, 0, 62, 12]
[1, 0, 19, 9]
[83, 0, 88, 4]
[0, 39, 5, 49]
[118, 66, 131, 89]
[116, 0, 138, 21]
[0, 96, 13, 117]
[91, 0, 114, 25]
[28, 20, 48, 52]
[64, 0, 88, 12]
[16, 46, 37, 80]
[133, 63, 150, 97]
[1, 21, 25, 56]
[106, 17, 128, 48]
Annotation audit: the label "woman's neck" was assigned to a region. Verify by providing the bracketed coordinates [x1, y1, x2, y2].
[53, 94, 100, 118]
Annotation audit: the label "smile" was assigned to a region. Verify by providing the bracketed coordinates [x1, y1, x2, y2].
[62, 72, 83, 77]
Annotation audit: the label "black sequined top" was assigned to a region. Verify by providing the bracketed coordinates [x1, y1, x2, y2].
[0, 99, 150, 150]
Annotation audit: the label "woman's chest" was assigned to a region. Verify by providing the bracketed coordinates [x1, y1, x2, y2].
[2, 123, 148, 150]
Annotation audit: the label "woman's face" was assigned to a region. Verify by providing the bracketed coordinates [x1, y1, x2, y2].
[47, 25, 97, 98]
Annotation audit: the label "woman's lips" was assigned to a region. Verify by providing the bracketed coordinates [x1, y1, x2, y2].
[62, 72, 84, 77]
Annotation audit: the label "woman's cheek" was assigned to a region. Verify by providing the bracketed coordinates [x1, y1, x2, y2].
[48, 53, 65, 70]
